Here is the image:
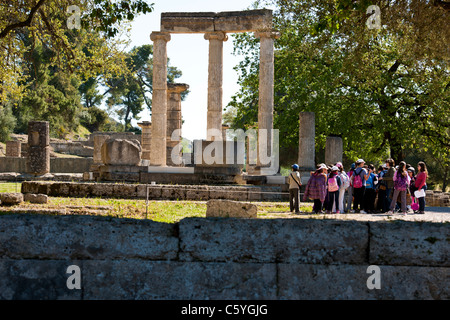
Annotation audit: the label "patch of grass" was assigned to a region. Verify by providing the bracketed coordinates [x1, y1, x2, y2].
[0, 183, 22, 193]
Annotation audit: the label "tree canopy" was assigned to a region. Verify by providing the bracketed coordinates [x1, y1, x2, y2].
[0, 0, 153, 103]
[227, 0, 449, 186]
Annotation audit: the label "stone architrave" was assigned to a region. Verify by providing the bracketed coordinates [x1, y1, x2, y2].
[137, 122, 152, 161]
[26, 121, 50, 175]
[204, 31, 228, 141]
[298, 112, 315, 171]
[255, 31, 280, 167]
[325, 136, 343, 166]
[5, 141, 21, 157]
[150, 32, 171, 166]
[93, 135, 110, 164]
[167, 83, 189, 166]
[101, 139, 142, 166]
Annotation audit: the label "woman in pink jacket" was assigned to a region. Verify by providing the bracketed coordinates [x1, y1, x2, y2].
[414, 161, 428, 214]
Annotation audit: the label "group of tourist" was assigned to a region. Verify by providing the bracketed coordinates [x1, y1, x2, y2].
[288, 158, 428, 215]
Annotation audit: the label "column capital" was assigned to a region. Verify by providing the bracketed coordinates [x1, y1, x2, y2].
[167, 83, 190, 94]
[150, 32, 171, 42]
[255, 31, 281, 40]
[204, 31, 228, 42]
[137, 121, 152, 128]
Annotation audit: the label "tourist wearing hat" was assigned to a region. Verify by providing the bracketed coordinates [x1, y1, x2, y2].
[288, 164, 302, 213]
[325, 166, 341, 214]
[336, 162, 350, 213]
[362, 164, 378, 213]
[304, 164, 328, 213]
[351, 159, 369, 213]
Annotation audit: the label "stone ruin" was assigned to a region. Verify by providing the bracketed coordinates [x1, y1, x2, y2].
[84, 9, 283, 185]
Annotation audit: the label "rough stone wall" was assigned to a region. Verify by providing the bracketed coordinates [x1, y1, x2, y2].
[0, 158, 93, 174]
[0, 214, 448, 299]
[21, 181, 283, 201]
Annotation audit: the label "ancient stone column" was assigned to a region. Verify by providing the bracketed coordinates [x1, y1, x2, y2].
[325, 136, 343, 165]
[150, 32, 171, 166]
[5, 141, 21, 157]
[137, 121, 152, 161]
[255, 31, 280, 167]
[298, 112, 315, 171]
[204, 31, 228, 141]
[222, 124, 229, 141]
[166, 83, 189, 166]
[26, 121, 50, 175]
[93, 135, 110, 164]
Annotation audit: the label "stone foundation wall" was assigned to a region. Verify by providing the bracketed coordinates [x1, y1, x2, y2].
[0, 214, 448, 299]
[21, 181, 284, 201]
[0, 157, 93, 174]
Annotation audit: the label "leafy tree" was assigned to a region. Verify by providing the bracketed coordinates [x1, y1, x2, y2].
[105, 45, 187, 130]
[0, 0, 153, 103]
[228, 0, 449, 186]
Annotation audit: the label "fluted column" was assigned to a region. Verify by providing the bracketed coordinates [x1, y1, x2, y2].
[150, 32, 171, 166]
[137, 121, 152, 161]
[255, 31, 280, 167]
[204, 31, 228, 141]
[167, 83, 189, 166]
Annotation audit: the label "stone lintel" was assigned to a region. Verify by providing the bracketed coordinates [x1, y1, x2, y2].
[161, 9, 273, 33]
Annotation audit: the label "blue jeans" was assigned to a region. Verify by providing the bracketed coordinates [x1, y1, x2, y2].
[418, 185, 427, 212]
[384, 188, 392, 212]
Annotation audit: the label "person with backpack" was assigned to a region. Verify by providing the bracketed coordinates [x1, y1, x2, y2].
[304, 164, 328, 213]
[351, 159, 368, 213]
[379, 158, 396, 212]
[288, 164, 302, 214]
[336, 162, 350, 213]
[363, 164, 378, 213]
[387, 161, 410, 215]
[414, 161, 428, 214]
[325, 166, 341, 214]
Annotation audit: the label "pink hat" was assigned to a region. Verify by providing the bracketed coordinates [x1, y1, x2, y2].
[336, 162, 343, 168]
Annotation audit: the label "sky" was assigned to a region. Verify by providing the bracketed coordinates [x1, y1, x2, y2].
[124, 0, 269, 141]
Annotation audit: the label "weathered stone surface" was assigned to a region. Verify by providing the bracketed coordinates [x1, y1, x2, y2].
[23, 193, 48, 204]
[101, 139, 142, 166]
[5, 140, 21, 157]
[179, 218, 368, 264]
[0, 193, 23, 205]
[278, 263, 450, 300]
[27, 121, 50, 175]
[161, 185, 186, 200]
[0, 214, 178, 260]
[0, 260, 82, 300]
[369, 221, 450, 267]
[206, 199, 257, 218]
[160, 10, 273, 33]
[82, 260, 277, 299]
[186, 185, 209, 200]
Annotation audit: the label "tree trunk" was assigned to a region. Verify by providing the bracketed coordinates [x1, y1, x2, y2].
[390, 142, 404, 164]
